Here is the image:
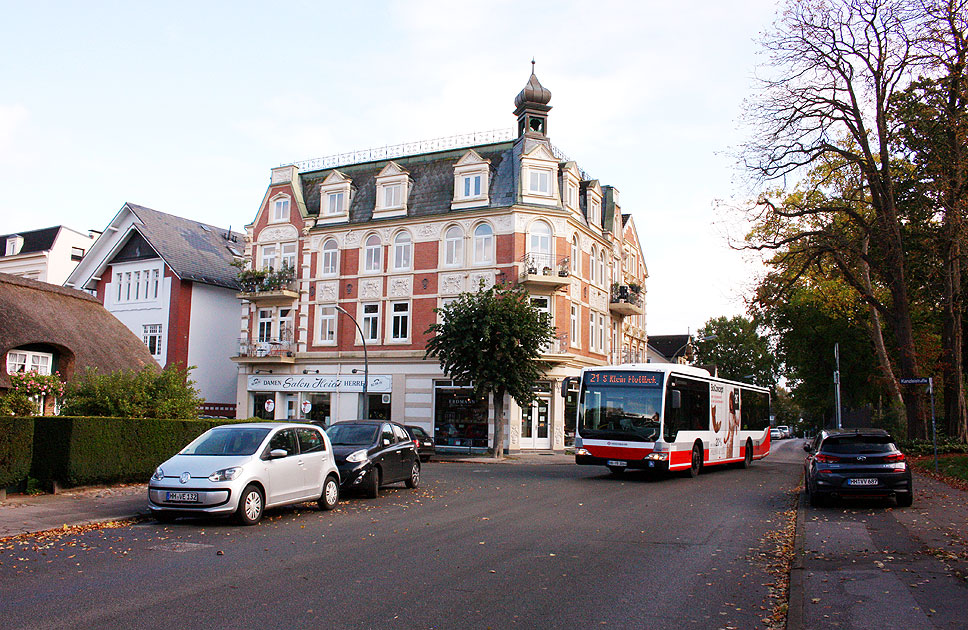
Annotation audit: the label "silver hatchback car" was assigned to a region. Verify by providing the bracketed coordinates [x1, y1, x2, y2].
[148, 423, 340, 525]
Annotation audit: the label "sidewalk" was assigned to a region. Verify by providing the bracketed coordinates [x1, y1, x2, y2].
[788, 470, 968, 629]
[0, 453, 573, 539]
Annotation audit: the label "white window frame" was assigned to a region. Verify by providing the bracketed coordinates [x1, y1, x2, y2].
[281, 242, 297, 271]
[363, 234, 382, 274]
[317, 305, 337, 345]
[462, 174, 482, 198]
[571, 236, 580, 274]
[7, 350, 53, 375]
[473, 223, 494, 265]
[321, 239, 339, 276]
[392, 231, 412, 271]
[362, 302, 380, 343]
[529, 169, 551, 194]
[143, 324, 163, 357]
[258, 309, 273, 343]
[390, 301, 410, 342]
[444, 226, 464, 267]
[570, 303, 579, 348]
[327, 191, 345, 215]
[589, 312, 596, 351]
[261, 244, 277, 271]
[271, 197, 291, 223]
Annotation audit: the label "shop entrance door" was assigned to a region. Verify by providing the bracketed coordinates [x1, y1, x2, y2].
[520, 395, 551, 449]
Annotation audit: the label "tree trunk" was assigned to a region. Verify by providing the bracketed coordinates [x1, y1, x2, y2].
[491, 387, 506, 459]
[861, 236, 904, 407]
[942, 221, 967, 441]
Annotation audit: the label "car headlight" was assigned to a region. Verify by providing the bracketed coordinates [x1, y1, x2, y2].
[151, 467, 165, 481]
[346, 449, 369, 463]
[209, 467, 242, 482]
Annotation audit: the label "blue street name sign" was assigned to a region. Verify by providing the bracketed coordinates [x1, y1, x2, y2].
[899, 377, 930, 385]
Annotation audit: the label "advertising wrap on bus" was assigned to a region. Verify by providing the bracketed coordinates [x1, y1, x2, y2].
[573, 364, 771, 476]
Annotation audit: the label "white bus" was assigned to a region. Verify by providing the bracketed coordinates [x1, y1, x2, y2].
[565, 364, 771, 476]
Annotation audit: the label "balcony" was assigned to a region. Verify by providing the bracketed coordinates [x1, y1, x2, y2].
[232, 335, 295, 364]
[519, 253, 571, 290]
[609, 284, 644, 316]
[235, 266, 298, 305]
[538, 334, 573, 363]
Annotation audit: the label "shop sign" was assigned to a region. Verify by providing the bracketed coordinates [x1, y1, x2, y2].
[264, 398, 275, 413]
[300, 400, 312, 414]
[248, 374, 391, 393]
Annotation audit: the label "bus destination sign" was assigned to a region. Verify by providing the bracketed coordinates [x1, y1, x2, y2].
[584, 371, 662, 387]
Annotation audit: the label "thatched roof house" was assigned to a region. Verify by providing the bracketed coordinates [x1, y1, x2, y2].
[0, 272, 157, 392]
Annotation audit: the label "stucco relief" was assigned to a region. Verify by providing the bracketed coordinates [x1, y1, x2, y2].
[440, 274, 465, 295]
[257, 225, 298, 242]
[590, 288, 607, 311]
[553, 218, 567, 234]
[571, 278, 582, 296]
[509, 421, 520, 447]
[360, 278, 382, 299]
[494, 215, 513, 232]
[469, 272, 494, 290]
[416, 223, 439, 240]
[554, 423, 565, 449]
[388, 276, 412, 297]
[318, 282, 338, 301]
[344, 231, 362, 247]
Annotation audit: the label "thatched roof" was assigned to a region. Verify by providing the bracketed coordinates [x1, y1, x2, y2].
[0, 273, 158, 389]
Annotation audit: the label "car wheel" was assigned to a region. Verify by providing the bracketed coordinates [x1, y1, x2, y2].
[607, 465, 626, 475]
[236, 484, 264, 525]
[741, 439, 753, 469]
[364, 467, 380, 499]
[686, 442, 703, 478]
[318, 475, 339, 511]
[895, 491, 913, 507]
[405, 461, 420, 489]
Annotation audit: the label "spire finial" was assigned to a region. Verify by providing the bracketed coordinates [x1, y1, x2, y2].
[531, 58, 536, 73]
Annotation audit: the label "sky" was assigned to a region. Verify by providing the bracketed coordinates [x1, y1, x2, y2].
[0, 0, 781, 335]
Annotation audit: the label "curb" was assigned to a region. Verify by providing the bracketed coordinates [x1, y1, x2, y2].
[786, 489, 806, 630]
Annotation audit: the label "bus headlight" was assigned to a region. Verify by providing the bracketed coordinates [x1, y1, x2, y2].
[576, 448, 591, 456]
[645, 452, 668, 461]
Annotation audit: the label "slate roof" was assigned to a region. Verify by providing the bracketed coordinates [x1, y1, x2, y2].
[647, 334, 692, 361]
[0, 227, 61, 257]
[124, 204, 245, 290]
[299, 141, 518, 222]
[0, 273, 157, 389]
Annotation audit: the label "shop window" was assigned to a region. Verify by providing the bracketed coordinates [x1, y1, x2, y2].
[434, 381, 489, 450]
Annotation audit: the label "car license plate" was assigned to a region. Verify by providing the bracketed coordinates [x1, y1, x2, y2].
[847, 478, 878, 486]
[166, 491, 199, 502]
[607, 460, 627, 467]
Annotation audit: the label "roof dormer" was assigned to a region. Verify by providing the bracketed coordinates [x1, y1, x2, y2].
[560, 162, 581, 215]
[373, 161, 411, 219]
[520, 143, 559, 207]
[5, 235, 24, 256]
[583, 180, 604, 230]
[316, 170, 354, 226]
[452, 149, 491, 210]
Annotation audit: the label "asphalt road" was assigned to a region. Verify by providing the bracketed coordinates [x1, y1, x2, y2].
[0, 441, 805, 630]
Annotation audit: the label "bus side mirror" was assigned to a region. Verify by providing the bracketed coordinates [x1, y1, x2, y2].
[561, 377, 573, 399]
[671, 390, 681, 409]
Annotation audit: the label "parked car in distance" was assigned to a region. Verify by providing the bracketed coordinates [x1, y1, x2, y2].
[326, 420, 420, 498]
[148, 423, 340, 525]
[803, 428, 913, 507]
[770, 427, 784, 441]
[406, 424, 436, 462]
[775, 425, 792, 439]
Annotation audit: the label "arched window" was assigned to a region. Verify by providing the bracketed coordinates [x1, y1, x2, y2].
[364, 234, 382, 273]
[473, 223, 494, 264]
[590, 245, 598, 283]
[392, 231, 412, 271]
[598, 250, 607, 286]
[321, 239, 339, 276]
[444, 225, 463, 267]
[571, 235, 580, 274]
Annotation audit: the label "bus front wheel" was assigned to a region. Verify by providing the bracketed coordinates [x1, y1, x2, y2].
[686, 442, 703, 478]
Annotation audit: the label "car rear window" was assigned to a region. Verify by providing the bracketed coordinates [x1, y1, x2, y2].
[821, 435, 896, 454]
[409, 426, 428, 438]
[327, 424, 378, 446]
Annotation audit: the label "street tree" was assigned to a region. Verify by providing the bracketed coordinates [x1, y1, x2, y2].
[694, 315, 777, 387]
[742, 0, 929, 437]
[424, 283, 556, 459]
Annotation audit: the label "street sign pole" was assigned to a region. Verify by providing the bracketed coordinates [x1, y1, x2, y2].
[929, 378, 938, 473]
[834, 343, 842, 430]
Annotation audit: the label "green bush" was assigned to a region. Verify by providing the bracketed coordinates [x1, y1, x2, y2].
[31, 417, 251, 487]
[898, 436, 968, 456]
[0, 391, 35, 417]
[0, 417, 34, 488]
[61, 364, 203, 419]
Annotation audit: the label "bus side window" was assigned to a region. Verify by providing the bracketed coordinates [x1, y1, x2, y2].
[671, 390, 681, 409]
[664, 388, 681, 442]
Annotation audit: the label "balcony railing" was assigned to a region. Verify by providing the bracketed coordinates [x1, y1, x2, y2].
[238, 336, 294, 359]
[522, 253, 570, 277]
[237, 266, 296, 294]
[609, 284, 644, 316]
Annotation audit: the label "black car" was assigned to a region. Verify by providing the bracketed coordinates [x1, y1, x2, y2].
[803, 428, 913, 507]
[326, 420, 420, 498]
[405, 425, 436, 462]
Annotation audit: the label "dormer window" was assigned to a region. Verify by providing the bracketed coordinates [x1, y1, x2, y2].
[374, 162, 410, 218]
[584, 180, 604, 229]
[520, 143, 559, 207]
[452, 149, 491, 209]
[317, 170, 353, 225]
[271, 197, 290, 223]
[6, 235, 24, 256]
[530, 170, 551, 194]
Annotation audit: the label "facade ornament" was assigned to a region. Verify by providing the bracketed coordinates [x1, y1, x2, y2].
[257, 225, 299, 242]
[360, 278, 382, 299]
[440, 273, 465, 295]
[389, 276, 413, 297]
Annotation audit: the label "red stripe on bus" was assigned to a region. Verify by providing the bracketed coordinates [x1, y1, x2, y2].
[584, 444, 653, 460]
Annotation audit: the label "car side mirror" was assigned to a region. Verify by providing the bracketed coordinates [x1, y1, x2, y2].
[561, 376, 573, 399]
[269, 448, 288, 459]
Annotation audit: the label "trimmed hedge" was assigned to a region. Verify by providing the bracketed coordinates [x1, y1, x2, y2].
[31, 417, 250, 488]
[0, 417, 34, 489]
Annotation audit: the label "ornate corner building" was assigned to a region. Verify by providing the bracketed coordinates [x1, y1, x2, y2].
[233, 69, 648, 453]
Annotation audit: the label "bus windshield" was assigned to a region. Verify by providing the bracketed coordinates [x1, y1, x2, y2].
[579, 371, 663, 442]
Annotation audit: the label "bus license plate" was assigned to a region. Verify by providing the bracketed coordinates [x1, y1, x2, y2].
[166, 492, 199, 502]
[606, 460, 627, 467]
[847, 478, 877, 486]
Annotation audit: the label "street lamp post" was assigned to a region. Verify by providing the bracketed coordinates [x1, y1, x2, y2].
[334, 305, 369, 419]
